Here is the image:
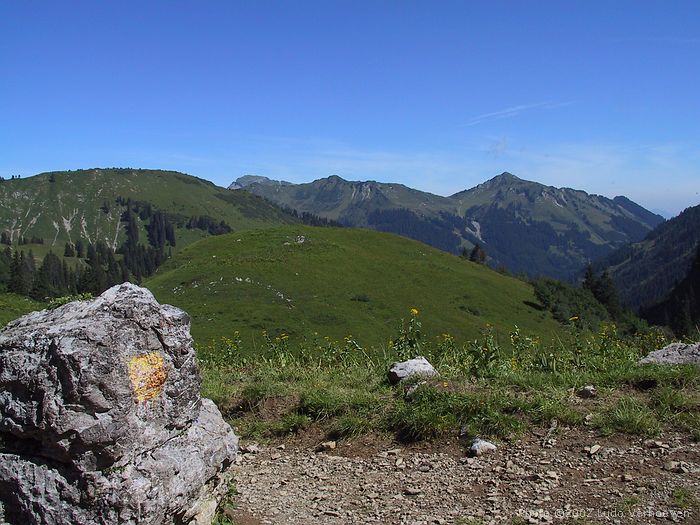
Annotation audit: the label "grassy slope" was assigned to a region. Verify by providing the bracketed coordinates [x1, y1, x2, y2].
[146, 225, 562, 348]
[0, 169, 296, 251]
[0, 293, 44, 328]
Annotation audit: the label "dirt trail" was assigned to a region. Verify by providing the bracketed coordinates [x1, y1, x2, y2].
[230, 430, 700, 524]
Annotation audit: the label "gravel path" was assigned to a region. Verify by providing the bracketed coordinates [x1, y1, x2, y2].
[230, 431, 700, 524]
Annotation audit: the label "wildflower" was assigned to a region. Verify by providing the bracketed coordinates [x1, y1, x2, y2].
[410, 308, 419, 316]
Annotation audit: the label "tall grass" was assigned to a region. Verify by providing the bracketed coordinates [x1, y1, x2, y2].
[199, 312, 700, 443]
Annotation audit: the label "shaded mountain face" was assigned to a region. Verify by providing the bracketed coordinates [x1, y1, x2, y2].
[234, 172, 664, 280]
[595, 204, 700, 310]
[641, 245, 700, 336]
[0, 168, 297, 252]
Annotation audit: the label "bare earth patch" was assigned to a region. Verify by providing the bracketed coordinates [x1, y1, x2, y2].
[230, 430, 699, 524]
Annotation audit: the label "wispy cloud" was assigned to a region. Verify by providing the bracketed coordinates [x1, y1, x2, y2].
[462, 101, 572, 127]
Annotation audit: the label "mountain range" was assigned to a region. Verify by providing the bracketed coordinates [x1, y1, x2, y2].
[231, 172, 665, 280]
[1, 167, 696, 339]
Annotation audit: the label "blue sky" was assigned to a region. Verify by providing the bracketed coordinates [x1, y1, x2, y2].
[2, 1, 699, 216]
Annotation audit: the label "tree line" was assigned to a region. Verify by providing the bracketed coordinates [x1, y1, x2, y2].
[0, 242, 129, 299]
[0, 196, 239, 301]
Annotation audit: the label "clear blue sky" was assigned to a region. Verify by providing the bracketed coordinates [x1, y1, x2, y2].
[2, 1, 699, 215]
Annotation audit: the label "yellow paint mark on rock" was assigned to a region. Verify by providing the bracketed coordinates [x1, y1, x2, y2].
[128, 352, 167, 402]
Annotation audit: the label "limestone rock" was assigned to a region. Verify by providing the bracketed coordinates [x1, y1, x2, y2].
[387, 356, 438, 385]
[469, 438, 497, 457]
[0, 283, 238, 525]
[639, 342, 700, 366]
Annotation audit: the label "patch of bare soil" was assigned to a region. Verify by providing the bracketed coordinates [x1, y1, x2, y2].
[230, 429, 700, 524]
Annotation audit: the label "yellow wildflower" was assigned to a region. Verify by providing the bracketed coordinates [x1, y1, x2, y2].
[410, 308, 419, 316]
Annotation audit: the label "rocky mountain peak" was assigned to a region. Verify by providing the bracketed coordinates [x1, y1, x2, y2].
[229, 174, 292, 190]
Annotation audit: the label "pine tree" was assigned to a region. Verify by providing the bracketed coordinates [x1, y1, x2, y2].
[0, 246, 11, 288]
[582, 266, 624, 321]
[75, 239, 85, 258]
[8, 250, 21, 293]
[583, 264, 596, 291]
[33, 252, 66, 299]
[469, 244, 486, 264]
[9, 250, 35, 295]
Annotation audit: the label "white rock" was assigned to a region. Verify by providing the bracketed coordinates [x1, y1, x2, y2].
[388, 356, 438, 385]
[469, 438, 497, 457]
[639, 342, 700, 366]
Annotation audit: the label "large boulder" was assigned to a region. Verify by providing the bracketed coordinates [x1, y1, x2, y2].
[0, 283, 238, 525]
[639, 342, 700, 366]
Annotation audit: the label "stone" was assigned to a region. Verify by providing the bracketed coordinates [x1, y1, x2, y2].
[388, 357, 438, 385]
[589, 444, 602, 456]
[639, 342, 700, 366]
[576, 385, 597, 398]
[468, 438, 497, 457]
[664, 461, 690, 474]
[316, 441, 337, 452]
[0, 283, 238, 525]
[241, 443, 262, 454]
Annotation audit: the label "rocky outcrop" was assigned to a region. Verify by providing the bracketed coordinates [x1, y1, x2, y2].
[0, 283, 238, 525]
[639, 342, 700, 366]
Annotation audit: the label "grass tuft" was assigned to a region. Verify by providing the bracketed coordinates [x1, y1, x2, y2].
[592, 397, 660, 437]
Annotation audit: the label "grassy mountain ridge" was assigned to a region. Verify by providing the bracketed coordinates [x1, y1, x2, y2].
[145, 225, 562, 348]
[236, 172, 664, 280]
[596, 204, 700, 309]
[0, 168, 297, 252]
[243, 174, 453, 224]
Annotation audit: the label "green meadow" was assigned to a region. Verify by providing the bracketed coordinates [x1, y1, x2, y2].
[146, 225, 562, 349]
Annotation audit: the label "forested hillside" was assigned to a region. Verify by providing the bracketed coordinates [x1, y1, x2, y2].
[596, 204, 700, 309]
